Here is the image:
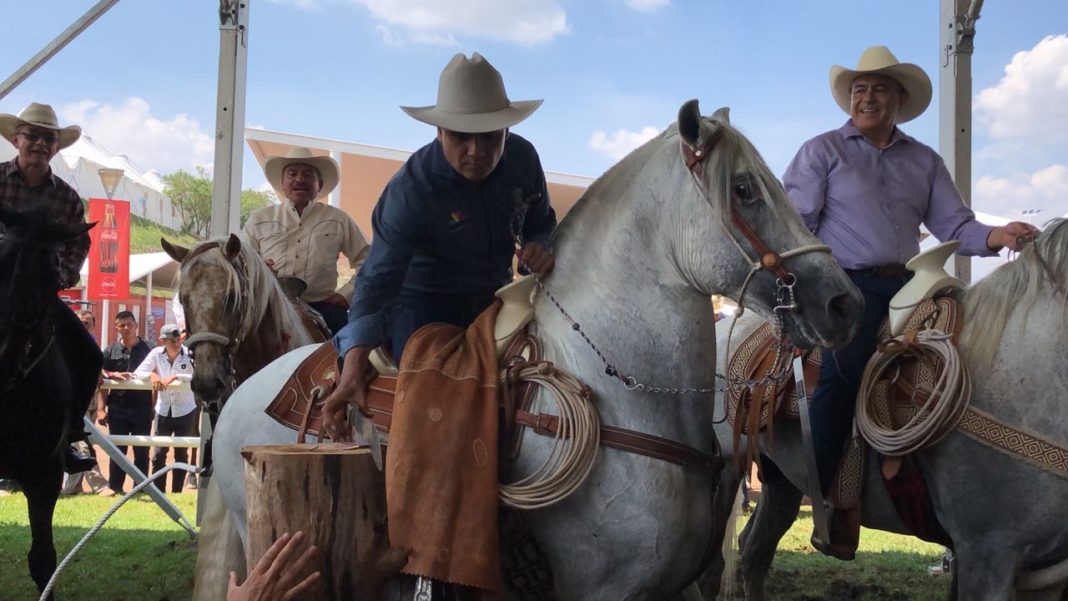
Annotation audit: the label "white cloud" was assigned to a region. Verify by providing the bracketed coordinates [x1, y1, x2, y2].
[269, 0, 321, 9]
[60, 97, 213, 176]
[352, 0, 568, 46]
[975, 35, 1068, 141]
[624, 0, 669, 11]
[588, 126, 660, 160]
[974, 164, 1068, 221]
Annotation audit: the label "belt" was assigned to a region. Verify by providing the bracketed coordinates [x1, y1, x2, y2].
[845, 263, 910, 279]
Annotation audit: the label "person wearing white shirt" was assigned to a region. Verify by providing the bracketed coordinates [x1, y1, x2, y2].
[133, 323, 196, 493]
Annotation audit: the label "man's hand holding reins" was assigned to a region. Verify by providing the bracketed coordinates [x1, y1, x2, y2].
[988, 221, 1040, 252]
[516, 241, 555, 275]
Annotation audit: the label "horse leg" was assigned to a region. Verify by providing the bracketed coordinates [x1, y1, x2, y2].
[695, 466, 743, 599]
[953, 544, 1017, 601]
[192, 478, 247, 601]
[737, 458, 803, 601]
[24, 470, 62, 600]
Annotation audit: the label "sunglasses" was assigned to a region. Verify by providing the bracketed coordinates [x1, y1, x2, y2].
[17, 130, 60, 145]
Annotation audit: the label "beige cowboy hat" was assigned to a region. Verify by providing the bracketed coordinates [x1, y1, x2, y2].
[263, 147, 339, 200]
[0, 102, 81, 149]
[401, 52, 543, 133]
[830, 46, 932, 124]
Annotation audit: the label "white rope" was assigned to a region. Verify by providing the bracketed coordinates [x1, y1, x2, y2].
[855, 329, 971, 456]
[498, 362, 601, 510]
[39, 463, 199, 601]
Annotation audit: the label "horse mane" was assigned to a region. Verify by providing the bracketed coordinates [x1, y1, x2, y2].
[181, 238, 315, 347]
[961, 218, 1068, 368]
[553, 115, 782, 257]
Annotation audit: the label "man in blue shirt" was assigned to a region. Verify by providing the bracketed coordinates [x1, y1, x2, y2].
[323, 52, 556, 433]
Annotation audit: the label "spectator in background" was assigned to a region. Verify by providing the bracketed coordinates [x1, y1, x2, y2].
[133, 323, 197, 493]
[98, 310, 152, 496]
[77, 309, 97, 342]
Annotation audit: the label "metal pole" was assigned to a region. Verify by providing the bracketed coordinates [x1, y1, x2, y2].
[0, 0, 121, 101]
[209, 0, 250, 237]
[940, 0, 982, 284]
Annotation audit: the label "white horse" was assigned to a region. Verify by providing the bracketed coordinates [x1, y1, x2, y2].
[702, 218, 1068, 601]
[194, 100, 864, 600]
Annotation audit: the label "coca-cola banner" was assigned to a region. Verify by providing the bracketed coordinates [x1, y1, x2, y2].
[87, 198, 130, 299]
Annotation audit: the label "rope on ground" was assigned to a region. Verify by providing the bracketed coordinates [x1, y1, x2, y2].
[855, 328, 971, 456]
[40, 463, 200, 601]
[498, 362, 601, 510]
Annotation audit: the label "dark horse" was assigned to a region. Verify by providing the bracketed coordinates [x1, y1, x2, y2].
[0, 206, 96, 598]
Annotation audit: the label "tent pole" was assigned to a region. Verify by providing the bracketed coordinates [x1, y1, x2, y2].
[209, 0, 250, 237]
[0, 0, 120, 101]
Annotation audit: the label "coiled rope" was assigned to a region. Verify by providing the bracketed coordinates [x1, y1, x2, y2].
[498, 361, 601, 510]
[855, 328, 971, 456]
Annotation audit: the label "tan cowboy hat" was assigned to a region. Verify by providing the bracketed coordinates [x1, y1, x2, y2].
[401, 52, 542, 133]
[263, 147, 339, 200]
[830, 46, 932, 124]
[0, 102, 81, 149]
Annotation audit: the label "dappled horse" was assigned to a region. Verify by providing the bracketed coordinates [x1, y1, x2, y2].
[0, 207, 95, 599]
[701, 218, 1068, 601]
[193, 101, 863, 600]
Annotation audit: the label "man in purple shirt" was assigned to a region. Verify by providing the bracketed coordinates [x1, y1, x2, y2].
[783, 46, 1037, 559]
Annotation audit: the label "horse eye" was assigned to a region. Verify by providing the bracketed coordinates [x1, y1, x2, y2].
[733, 177, 758, 204]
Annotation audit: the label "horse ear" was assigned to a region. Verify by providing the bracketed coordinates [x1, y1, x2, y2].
[224, 233, 242, 260]
[161, 238, 189, 263]
[711, 107, 730, 126]
[678, 99, 702, 148]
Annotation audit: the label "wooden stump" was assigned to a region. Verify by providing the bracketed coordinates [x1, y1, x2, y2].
[243, 444, 407, 601]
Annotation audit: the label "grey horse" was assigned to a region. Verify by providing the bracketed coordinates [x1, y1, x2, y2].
[701, 218, 1068, 601]
[193, 100, 863, 600]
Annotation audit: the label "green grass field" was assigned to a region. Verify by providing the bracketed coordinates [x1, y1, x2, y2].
[0, 495, 951, 601]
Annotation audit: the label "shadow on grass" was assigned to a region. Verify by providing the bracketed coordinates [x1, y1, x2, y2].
[0, 524, 195, 601]
[754, 549, 950, 601]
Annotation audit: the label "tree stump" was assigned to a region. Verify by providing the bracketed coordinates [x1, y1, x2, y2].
[243, 444, 407, 601]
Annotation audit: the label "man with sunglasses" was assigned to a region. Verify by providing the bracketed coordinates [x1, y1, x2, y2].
[1, 102, 102, 475]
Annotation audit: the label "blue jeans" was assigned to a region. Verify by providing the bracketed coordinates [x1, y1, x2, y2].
[384, 293, 495, 362]
[811, 272, 907, 493]
[308, 300, 349, 336]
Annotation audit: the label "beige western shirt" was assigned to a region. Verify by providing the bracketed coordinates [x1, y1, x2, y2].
[242, 201, 370, 303]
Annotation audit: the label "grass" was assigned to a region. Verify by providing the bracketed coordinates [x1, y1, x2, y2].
[129, 215, 200, 255]
[0, 493, 198, 601]
[0, 496, 954, 601]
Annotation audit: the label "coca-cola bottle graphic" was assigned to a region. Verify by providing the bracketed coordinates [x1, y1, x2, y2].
[100, 203, 119, 273]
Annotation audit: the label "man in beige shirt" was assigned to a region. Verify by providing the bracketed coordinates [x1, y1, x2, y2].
[243, 147, 369, 334]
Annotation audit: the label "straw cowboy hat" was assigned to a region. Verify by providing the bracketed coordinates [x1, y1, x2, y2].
[263, 147, 339, 200]
[830, 46, 932, 124]
[401, 52, 542, 133]
[0, 102, 81, 149]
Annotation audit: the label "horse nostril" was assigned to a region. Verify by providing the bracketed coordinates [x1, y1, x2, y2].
[829, 292, 862, 321]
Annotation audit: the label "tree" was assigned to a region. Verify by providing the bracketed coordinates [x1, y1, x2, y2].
[241, 188, 276, 228]
[163, 167, 212, 237]
[162, 168, 279, 236]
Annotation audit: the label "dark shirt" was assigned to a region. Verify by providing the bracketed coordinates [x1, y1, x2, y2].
[335, 133, 556, 355]
[102, 338, 152, 408]
[0, 158, 90, 288]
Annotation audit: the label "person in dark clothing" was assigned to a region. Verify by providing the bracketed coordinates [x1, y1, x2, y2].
[0, 102, 102, 474]
[97, 311, 152, 496]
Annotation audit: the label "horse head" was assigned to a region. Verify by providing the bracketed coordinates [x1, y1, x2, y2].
[0, 207, 94, 367]
[673, 100, 862, 348]
[164, 234, 252, 411]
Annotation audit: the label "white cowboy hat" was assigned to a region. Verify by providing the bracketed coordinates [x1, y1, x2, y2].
[0, 102, 81, 149]
[829, 46, 932, 124]
[263, 147, 339, 201]
[401, 52, 542, 134]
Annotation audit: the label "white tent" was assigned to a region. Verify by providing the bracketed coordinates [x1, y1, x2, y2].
[0, 133, 181, 230]
[920, 210, 1015, 282]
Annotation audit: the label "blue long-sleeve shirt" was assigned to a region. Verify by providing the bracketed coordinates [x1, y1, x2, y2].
[334, 133, 556, 356]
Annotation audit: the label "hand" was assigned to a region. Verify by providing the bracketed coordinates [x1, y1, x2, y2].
[227, 531, 322, 601]
[321, 293, 350, 310]
[988, 221, 1039, 251]
[320, 384, 359, 442]
[150, 373, 165, 392]
[516, 242, 555, 275]
[106, 371, 131, 382]
[162, 375, 178, 388]
[96, 407, 108, 426]
[264, 259, 278, 274]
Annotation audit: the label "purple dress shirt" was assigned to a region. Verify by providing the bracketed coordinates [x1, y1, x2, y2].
[783, 121, 996, 270]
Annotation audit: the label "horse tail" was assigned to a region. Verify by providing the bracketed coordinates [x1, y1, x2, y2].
[192, 478, 246, 601]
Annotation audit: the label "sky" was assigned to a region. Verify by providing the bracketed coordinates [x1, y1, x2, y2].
[3, 0, 1067, 223]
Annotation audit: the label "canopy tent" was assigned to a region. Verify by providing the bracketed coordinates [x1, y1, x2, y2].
[77, 251, 179, 290]
[0, 133, 180, 230]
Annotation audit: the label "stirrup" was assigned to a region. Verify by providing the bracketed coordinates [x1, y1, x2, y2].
[414, 576, 434, 601]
